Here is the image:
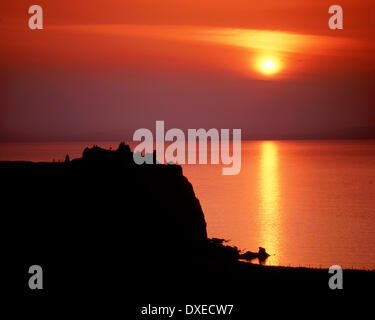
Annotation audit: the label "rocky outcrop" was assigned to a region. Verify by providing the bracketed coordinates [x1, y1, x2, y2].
[1, 142, 208, 267]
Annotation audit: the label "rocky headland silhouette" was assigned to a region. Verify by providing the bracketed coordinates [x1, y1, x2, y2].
[1, 142, 267, 264]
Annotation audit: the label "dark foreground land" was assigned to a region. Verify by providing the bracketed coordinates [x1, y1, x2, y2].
[1, 143, 374, 316]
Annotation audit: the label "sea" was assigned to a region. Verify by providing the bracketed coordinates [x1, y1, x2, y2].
[1, 140, 374, 269]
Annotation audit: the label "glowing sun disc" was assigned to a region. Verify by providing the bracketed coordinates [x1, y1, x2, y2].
[262, 60, 276, 73]
[255, 56, 281, 75]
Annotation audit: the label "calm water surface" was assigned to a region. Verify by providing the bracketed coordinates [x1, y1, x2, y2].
[1, 140, 374, 269]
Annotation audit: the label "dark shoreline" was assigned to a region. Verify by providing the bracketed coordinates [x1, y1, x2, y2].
[2, 143, 374, 314]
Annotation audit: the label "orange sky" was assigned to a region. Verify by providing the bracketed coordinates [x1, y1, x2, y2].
[0, 1, 374, 141]
[2, 1, 375, 36]
[2, 0, 374, 72]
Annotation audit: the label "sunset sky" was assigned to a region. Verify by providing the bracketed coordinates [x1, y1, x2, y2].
[1, 0, 374, 141]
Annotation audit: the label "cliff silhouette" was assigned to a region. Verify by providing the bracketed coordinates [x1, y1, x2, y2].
[1, 142, 266, 265]
[2, 143, 374, 315]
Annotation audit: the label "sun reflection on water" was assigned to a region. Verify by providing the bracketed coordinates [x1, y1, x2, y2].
[259, 142, 281, 265]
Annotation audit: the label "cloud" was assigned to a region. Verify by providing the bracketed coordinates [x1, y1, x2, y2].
[53, 24, 371, 57]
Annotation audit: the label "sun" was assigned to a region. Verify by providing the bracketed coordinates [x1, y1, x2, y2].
[262, 60, 276, 73]
[255, 56, 281, 76]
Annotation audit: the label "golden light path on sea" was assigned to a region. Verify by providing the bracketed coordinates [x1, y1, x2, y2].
[259, 142, 281, 265]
